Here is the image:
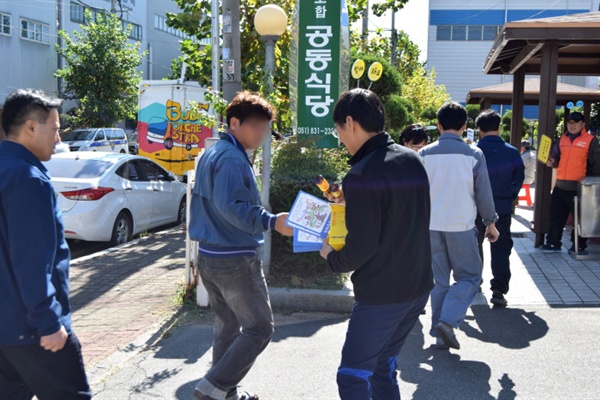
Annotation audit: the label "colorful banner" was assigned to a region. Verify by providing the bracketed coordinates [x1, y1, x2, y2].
[290, 0, 350, 148]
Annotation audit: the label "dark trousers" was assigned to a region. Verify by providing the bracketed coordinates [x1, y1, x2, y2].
[477, 214, 513, 295]
[0, 333, 91, 400]
[195, 255, 274, 400]
[337, 293, 429, 400]
[546, 187, 587, 249]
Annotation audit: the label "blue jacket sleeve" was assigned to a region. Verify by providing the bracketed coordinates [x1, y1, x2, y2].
[512, 152, 525, 200]
[473, 149, 498, 225]
[212, 157, 275, 234]
[5, 176, 63, 337]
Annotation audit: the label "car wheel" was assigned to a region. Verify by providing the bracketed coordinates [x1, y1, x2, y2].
[110, 211, 132, 246]
[177, 197, 186, 225]
[164, 138, 173, 150]
[120, 149, 126, 154]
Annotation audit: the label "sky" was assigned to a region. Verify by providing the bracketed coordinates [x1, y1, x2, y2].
[352, 0, 430, 62]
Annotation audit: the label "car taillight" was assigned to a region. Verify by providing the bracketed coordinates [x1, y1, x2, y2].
[61, 187, 115, 201]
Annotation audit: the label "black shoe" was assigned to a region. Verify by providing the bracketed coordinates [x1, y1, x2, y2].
[491, 292, 508, 307]
[434, 321, 460, 350]
[541, 243, 561, 251]
[420, 309, 427, 315]
[569, 245, 587, 253]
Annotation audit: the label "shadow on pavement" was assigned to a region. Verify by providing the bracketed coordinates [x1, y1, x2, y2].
[69, 228, 186, 313]
[461, 306, 549, 349]
[399, 319, 496, 400]
[169, 314, 347, 399]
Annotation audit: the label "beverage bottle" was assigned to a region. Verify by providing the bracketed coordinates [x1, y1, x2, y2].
[315, 175, 342, 198]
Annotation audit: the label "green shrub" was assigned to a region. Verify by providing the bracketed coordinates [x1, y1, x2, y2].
[385, 94, 410, 139]
[268, 141, 350, 289]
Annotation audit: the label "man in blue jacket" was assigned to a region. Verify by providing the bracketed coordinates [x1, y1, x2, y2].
[189, 91, 293, 400]
[0, 89, 91, 399]
[475, 110, 525, 307]
[320, 89, 433, 400]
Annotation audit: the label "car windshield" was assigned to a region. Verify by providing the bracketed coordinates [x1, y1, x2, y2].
[63, 129, 95, 141]
[129, 132, 138, 141]
[44, 158, 113, 179]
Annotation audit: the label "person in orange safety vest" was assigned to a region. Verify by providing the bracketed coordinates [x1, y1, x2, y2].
[542, 111, 600, 252]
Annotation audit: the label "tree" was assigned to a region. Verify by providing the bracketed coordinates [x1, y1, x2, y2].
[402, 66, 451, 123]
[56, 10, 145, 128]
[166, 0, 417, 133]
[501, 110, 532, 142]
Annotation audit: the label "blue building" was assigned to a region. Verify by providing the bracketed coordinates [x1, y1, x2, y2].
[427, 0, 600, 119]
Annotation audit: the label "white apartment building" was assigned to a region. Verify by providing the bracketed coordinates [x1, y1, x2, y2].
[0, 0, 194, 104]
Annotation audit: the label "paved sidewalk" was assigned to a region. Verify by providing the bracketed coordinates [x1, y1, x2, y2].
[474, 206, 600, 307]
[69, 227, 187, 368]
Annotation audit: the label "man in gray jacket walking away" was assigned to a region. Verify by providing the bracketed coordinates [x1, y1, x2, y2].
[419, 102, 499, 350]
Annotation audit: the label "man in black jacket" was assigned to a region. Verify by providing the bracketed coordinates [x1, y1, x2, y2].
[320, 89, 433, 400]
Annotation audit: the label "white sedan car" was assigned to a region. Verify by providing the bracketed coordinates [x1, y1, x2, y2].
[44, 152, 187, 246]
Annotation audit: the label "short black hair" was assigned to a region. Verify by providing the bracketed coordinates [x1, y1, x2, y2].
[399, 124, 428, 146]
[333, 89, 385, 134]
[475, 109, 501, 133]
[1, 89, 62, 136]
[226, 91, 275, 126]
[437, 102, 467, 132]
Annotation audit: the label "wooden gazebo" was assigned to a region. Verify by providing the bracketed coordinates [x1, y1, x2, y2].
[466, 79, 600, 134]
[481, 11, 600, 247]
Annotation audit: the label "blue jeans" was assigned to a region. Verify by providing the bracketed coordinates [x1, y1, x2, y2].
[195, 255, 274, 400]
[429, 229, 482, 335]
[337, 293, 429, 400]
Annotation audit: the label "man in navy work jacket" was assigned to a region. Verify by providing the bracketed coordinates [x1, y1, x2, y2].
[320, 89, 433, 400]
[0, 89, 91, 399]
[475, 110, 525, 307]
[189, 91, 293, 400]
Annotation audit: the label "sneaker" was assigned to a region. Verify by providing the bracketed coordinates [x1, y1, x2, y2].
[541, 243, 561, 251]
[491, 292, 508, 307]
[434, 321, 460, 350]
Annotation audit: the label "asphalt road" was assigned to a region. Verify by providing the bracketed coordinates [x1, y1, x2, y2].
[91, 307, 599, 400]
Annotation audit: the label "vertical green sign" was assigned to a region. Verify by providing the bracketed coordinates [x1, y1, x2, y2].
[290, 0, 350, 148]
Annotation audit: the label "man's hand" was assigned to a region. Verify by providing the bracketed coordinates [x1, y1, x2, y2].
[40, 325, 68, 352]
[274, 213, 294, 236]
[320, 240, 334, 260]
[485, 223, 500, 243]
[324, 187, 345, 205]
[546, 157, 555, 168]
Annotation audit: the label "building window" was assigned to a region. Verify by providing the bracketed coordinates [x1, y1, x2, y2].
[70, 1, 84, 23]
[437, 25, 501, 41]
[1, 13, 10, 36]
[467, 25, 482, 41]
[20, 18, 50, 44]
[483, 25, 500, 41]
[122, 20, 142, 41]
[437, 25, 451, 40]
[154, 14, 191, 40]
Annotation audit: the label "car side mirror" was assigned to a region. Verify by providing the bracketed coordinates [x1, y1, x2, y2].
[168, 172, 176, 181]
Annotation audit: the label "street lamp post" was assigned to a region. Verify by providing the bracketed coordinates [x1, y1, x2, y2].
[254, 5, 287, 277]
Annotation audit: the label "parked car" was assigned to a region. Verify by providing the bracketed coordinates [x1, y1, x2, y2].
[44, 152, 187, 246]
[63, 128, 128, 153]
[128, 131, 139, 155]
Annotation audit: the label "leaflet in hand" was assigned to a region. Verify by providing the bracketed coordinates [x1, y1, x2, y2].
[285, 191, 331, 238]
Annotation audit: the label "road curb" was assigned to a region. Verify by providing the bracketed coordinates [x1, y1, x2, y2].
[269, 287, 355, 314]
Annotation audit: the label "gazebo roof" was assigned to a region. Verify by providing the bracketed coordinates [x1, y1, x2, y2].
[467, 78, 600, 105]
[484, 12, 600, 75]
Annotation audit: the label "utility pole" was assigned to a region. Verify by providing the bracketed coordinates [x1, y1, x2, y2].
[390, 9, 398, 66]
[211, 0, 220, 137]
[110, 0, 117, 14]
[56, 0, 63, 102]
[361, 0, 369, 46]
[222, 0, 241, 102]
